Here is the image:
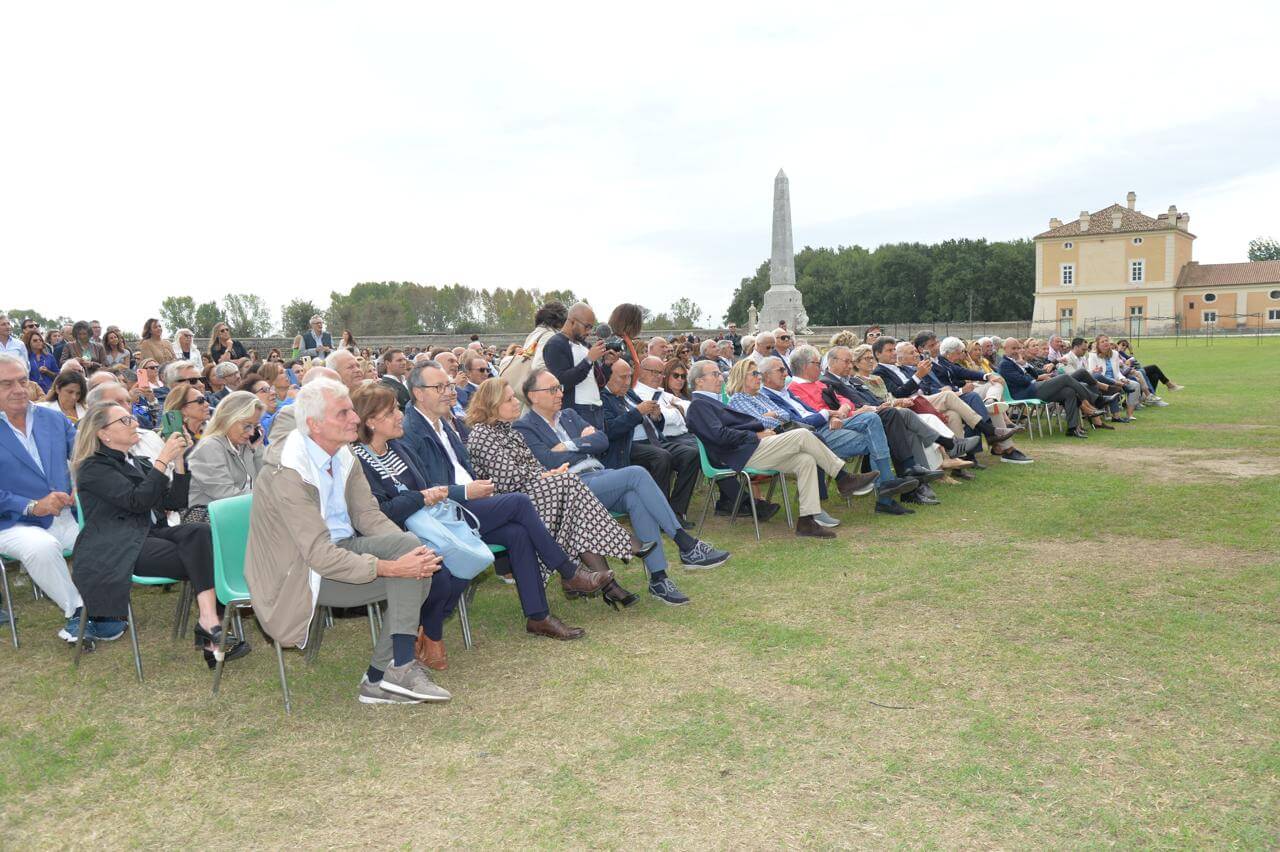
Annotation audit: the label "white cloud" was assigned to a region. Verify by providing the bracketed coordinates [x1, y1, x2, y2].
[2, 1, 1277, 330]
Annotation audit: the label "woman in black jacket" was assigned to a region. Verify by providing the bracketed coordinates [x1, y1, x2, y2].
[71, 403, 248, 667]
[349, 385, 470, 671]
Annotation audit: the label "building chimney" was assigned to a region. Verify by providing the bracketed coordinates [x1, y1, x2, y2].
[1126, 191, 1136, 210]
[1112, 210, 1123, 230]
[1078, 210, 1090, 232]
[1049, 217, 1062, 229]
[1177, 212, 1190, 231]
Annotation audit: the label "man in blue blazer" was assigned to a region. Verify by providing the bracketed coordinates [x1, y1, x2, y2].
[517, 368, 731, 604]
[684, 360, 881, 538]
[0, 353, 85, 640]
[998, 339, 1108, 438]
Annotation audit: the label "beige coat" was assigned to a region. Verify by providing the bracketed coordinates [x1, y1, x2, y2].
[137, 337, 176, 366]
[245, 430, 401, 648]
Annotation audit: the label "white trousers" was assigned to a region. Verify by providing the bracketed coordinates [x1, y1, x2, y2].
[0, 509, 81, 617]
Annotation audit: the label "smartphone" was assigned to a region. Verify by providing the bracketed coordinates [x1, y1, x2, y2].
[160, 410, 184, 438]
[251, 425, 263, 443]
[651, 391, 662, 402]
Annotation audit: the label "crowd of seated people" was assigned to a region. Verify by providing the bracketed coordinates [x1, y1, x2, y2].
[0, 308, 1183, 706]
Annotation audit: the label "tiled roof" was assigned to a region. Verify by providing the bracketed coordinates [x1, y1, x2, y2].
[1035, 204, 1185, 239]
[1176, 260, 1280, 289]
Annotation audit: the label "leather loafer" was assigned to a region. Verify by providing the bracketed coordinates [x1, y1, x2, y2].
[795, 515, 837, 538]
[950, 468, 977, 481]
[526, 615, 586, 641]
[1066, 428, 1089, 439]
[992, 426, 1017, 443]
[876, 476, 918, 499]
[904, 465, 945, 484]
[837, 470, 880, 498]
[416, 630, 448, 671]
[631, 539, 659, 559]
[561, 567, 613, 597]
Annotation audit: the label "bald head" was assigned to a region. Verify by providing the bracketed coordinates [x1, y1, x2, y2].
[302, 366, 340, 385]
[647, 337, 669, 358]
[87, 371, 119, 389]
[606, 358, 632, 394]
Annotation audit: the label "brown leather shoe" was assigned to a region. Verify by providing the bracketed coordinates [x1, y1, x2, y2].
[561, 567, 613, 597]
[526, 615, 586, 641]
[940, 456, 974, 470]
[992, 426, 1017, 443]
[415, 628, 448, 671]
[1081, 401, 1100, 417]
[795, 515, 837, 538]
[836, 470, 879, 498]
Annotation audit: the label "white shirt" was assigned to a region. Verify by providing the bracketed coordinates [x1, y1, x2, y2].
[431, 415, 473, 485]
[886, 362, 925, 397]
[0, 335, 26, 357]
[568, 339, 602, 407]
[634, 380, 688, 437]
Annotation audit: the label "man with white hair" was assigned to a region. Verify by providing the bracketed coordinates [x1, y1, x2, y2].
[0, 352, 90, 640]
[922, 336, 1031, 464]
[300, 315, 333, 358]
[172, 328, 203, 369]
[876, 339, 1003, 453]
[715, 340, 734, 372]
[246, 377, 449, 705]
[748, 331, 776, 367]
[266, 366, 340, 442]
[325, 349, 366, 391]
[647, 336, 670, 361]
[211, 362, 241, 403]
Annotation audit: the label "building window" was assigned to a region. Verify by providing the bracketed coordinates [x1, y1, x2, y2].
[1063, 242, 1073, 249]
[1132, 237, 1143, 245]
[1129, 305, 1144, 316]
[1202, 310, 1218, 325]
[1060, 264, 1074, 286]
[1270, 290, 1280, 300]
[1203, 292, 1217, 303]
[1130, 259, 1144, 283]
[1269, 309, 1280, 321]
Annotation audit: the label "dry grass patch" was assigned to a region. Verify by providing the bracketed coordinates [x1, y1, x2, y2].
[1028, 443, 1280, 483]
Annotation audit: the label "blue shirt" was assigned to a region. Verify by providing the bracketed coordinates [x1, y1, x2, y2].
[303, 435, 355, 542]
[729, 391, 788, 429]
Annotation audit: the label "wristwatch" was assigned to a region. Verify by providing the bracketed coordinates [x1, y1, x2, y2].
[23, 499, 37, 516]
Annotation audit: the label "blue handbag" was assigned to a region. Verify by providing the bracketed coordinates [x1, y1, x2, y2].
[404, 500, 494, 580]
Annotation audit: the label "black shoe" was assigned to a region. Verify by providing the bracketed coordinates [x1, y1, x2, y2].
[951, 468, 977, 481]
[876, 477, 918, 499]
[1100, 393, 1122, 406]
[601, 579, 640, 610]
[969, 459, 988, 470]
[631, 539, 659, 559]
[901, 490, 940, 505]
[648, 578, 690, 606]
[955, 436, 983, 456]
[1067, 428, 1089, 439]
[194, 622, 225, 649]
[904, 465, 945, 484]
[874, 501, 914, 515]
[203, 639, 251, 669]
[1111, 416, 1134, 424]
[676, 514, 697, 530]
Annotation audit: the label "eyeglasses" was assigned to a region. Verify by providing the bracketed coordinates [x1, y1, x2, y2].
[671, 372, 687, 379]
[182, 396, 209, 408]
[105, 414, 137, 428]
[253, 385, 274, 396]
[778, 336, 792, 342]
[528, 384, 564, 395]
[172, 377, 198, 385]
[416, 382, 451, 394]
[237, 421, 257, 432]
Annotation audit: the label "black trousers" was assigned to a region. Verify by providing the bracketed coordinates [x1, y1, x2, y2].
[1033, 374, 1090, 429]
[631, 435, 701, 516]
[133, 523, 215, 595]
[461, 492, 572, 622]
[1143, 364, 1172, 388]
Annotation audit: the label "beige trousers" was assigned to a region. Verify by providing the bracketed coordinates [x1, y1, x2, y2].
[925, 388, 981, 434]
[745, 429, 845, 517]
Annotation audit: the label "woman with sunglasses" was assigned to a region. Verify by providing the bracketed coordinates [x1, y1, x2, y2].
[186, 391, 265, 523]
[163, 379, 211, 442]
[207, 322, 247, 364]
[661, 361, 690, 405]
[24, 329, 58, 393]
[71, 403, 248, 667]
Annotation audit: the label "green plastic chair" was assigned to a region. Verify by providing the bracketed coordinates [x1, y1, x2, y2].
[69, 494, 193, 682]
[1001, 383, 1049, 439]
[693, 437, 792, 542]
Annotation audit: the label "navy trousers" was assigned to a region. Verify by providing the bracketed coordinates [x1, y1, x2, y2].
[460, 492, 573, 621]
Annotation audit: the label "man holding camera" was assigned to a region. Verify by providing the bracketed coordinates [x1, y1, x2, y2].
[542, 302, 608, 431]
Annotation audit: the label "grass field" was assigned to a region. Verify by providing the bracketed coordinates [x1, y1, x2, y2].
[2, 337, 1277, 848]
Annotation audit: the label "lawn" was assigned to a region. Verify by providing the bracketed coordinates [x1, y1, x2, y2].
[2, 337, 1277, 848]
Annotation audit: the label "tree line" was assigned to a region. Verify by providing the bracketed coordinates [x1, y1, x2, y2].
[724, 238, 1036, 326]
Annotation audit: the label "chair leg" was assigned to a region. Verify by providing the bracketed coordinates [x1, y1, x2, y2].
[324, 608, 334, 628]
[740, 473, 761, 542]
[127, 601, 144, 683]
[1, 562, 17, 648]
[170, 582, 186, 641]
[778, 473, 794, 529]
[695, 478, 716, 539]
[457, 594, 473, 651]
[73, 604, 91, 667]
[210, 603, 237, 696]
[274, 639, 292, 714]
[372, 601, 384, 633]
[366, 604, 379, 648]
[305, 609, 326, 664]
[233, 609, 245, 644]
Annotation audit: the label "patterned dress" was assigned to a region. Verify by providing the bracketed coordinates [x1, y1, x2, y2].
[466, 421, 632, 574]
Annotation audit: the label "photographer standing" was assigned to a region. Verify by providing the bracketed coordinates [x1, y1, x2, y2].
[606, 303, 644, 383]
[542, 302, 608, 431]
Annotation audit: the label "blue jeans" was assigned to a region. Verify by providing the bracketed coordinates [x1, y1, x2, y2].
[823, 412, 896, 503]
[580, 466, 680, 574]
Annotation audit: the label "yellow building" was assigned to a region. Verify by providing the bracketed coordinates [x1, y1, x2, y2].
[1030, 192, 1280, 335]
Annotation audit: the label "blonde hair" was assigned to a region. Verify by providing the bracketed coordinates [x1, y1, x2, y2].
[202, 390, 264, 442]
[829, 330, 858, 348]
[70, 403, 125, 475]
[850, 343, 874, 365]
[164, 381, 199, 416]
[725, 358, 756, 396]
[464, 378, 511, 427]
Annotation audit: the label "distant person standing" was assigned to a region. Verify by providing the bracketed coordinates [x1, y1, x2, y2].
[301, 315, 334, 358]
[0, 315, 26, 358]
[542, 302, 608, 431]
[137, 318, 176, 366]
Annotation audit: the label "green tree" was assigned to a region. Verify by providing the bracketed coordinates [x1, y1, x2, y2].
[4, 308, 70, 330]
[157, 296, 197, 334]
[222, 293, 273, 337]
[669, 297, 704, 327]
[281, 298, 325, 337]
[1248, 236, 1280, 261]
[723, 261, 769, 325]
[193, 302, 221, 337]
[330, 282, 419, 336]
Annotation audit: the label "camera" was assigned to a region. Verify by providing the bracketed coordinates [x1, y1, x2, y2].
[603, 335, 626, 354]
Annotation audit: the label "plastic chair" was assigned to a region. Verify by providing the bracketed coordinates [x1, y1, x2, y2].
[692, 437, 792, 542]
[1, 547, 79, 647]
[1001, 384, 1048, 439]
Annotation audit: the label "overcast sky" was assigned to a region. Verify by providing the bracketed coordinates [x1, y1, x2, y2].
[4, 2, 1278, 333]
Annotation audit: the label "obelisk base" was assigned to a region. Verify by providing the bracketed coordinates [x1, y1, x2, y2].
[759, 286, 809, 335]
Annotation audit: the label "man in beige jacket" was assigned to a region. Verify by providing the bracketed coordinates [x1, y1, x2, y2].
[246, 377, 450, 705]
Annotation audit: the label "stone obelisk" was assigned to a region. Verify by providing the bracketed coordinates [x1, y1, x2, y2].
[758, 169, 810, 334]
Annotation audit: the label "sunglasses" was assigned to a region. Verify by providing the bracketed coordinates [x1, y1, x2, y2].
[671, 372, 687, 379]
